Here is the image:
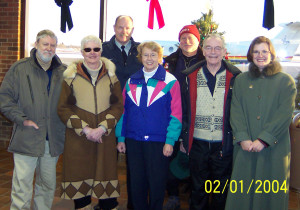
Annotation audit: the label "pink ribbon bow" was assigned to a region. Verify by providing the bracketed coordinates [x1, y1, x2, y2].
[147, 0, 165, 29]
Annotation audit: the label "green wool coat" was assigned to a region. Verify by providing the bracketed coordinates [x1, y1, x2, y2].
[225, 61, 296, 210]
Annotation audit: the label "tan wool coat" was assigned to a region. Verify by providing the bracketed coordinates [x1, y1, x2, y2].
[57, 57, 123, 200]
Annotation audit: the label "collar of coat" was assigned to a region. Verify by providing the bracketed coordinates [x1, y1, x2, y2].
[163, 47, 204, 70]
[63, 57, 116, 80]
[129, 64, 166, 84]
[30, 48, 64, 70]
[182, 59, 241, 76]
[105, 35, 139, 50]
[249, 60, 282, 78]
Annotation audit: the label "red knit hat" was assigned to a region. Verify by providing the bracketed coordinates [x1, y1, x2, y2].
[178, 25, 200, 42]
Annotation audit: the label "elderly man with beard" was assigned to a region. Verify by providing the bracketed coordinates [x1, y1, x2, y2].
[0, 29, 66, 209]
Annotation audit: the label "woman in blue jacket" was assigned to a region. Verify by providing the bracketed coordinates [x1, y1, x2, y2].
[116, 41, 182, 210]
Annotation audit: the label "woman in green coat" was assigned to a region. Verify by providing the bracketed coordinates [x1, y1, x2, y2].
[225, 36, 296, 210]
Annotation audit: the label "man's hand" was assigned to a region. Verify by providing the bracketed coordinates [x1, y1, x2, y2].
[179, 141, 187, 153]
[23, 120, 39, 129]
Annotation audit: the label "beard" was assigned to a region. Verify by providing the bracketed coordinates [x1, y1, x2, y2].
[36, 49, 54, 63]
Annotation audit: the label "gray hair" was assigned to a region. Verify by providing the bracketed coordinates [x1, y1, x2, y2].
[36, 29, 58, 44]
[203, 33, 226, 48]
[81, 35, 103, 52]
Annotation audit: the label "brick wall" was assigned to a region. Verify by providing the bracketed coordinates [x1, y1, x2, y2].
[0, 0, 22, 148]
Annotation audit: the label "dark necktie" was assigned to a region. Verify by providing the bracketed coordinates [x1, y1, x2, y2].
[121, 45, 127, 65]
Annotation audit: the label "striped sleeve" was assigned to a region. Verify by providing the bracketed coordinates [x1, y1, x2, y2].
[166, 80, 182, 146]
[115, 82, 128, 143]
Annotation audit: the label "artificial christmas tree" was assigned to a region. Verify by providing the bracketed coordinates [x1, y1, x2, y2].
[191, 9, 225, 47]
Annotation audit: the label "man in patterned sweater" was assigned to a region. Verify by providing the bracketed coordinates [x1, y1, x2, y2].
[181, 34, 241, 210]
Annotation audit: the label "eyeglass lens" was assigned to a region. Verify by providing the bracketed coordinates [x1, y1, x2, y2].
[84, 48, 101, 52]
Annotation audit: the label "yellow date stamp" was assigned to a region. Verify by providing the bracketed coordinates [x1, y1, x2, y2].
[205, 179, 288, 194]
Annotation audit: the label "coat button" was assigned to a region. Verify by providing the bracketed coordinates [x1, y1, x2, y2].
[257, 116, 261, 120]
[274, 140, 278, 144]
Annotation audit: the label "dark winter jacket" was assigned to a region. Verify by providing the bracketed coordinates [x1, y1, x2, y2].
[163, 47, 204, 85]
[102, 36, 143, 89]
[181, 60, 241, 156]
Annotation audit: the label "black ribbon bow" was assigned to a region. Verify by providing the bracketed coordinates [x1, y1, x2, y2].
[55, 0, 73, 33]
[263, 0, 274, 30]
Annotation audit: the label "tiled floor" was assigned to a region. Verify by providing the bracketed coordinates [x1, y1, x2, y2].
[0, 148, 299, 210]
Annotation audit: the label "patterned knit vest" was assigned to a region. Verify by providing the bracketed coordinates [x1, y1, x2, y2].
[193, 68, 226, 142]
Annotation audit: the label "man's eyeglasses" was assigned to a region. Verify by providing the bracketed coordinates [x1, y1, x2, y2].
[253, 50, 270, 56]
[204, 46, 223, 52]
[83, 48, 101, 52]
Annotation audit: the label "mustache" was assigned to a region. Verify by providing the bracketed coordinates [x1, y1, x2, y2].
[42, 50, 54, 55]
[37, 49, 55, 62]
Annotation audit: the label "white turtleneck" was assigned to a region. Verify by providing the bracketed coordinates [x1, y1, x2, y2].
[143, 67, 158, 83]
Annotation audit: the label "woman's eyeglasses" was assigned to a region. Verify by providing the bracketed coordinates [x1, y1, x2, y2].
[83, 48, 101, 52]
[253, 50, 270, 56]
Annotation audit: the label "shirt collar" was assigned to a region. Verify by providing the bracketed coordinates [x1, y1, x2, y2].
[115, 39, 132, 52]
[130, 65, 166, 84]
[203, 61, 226, 77]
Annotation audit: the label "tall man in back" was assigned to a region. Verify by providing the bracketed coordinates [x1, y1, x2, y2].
[102, 15, 142, 89]
[0, 29, 66, 209]
[100, 15, 143, 210]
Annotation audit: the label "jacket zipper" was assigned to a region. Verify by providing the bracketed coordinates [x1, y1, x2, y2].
[27, 75, 34, 104]
[93, 85, 98, 125]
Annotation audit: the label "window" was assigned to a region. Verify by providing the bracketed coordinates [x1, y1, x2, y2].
[25, 0, 300, 59]
[25, 0, 100, 64]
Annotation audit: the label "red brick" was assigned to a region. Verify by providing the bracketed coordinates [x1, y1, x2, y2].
[0, 0, 20, 144]
[7, 3, 19, 8]
[3, 7, 13, 12]
[0, 3, 8, 7]
[1, 43, 12, 47]
[7, 39, 17, 43]
[0, 12, 8, 16]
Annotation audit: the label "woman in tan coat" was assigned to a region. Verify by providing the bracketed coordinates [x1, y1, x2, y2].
[57, 35, 123, 209]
